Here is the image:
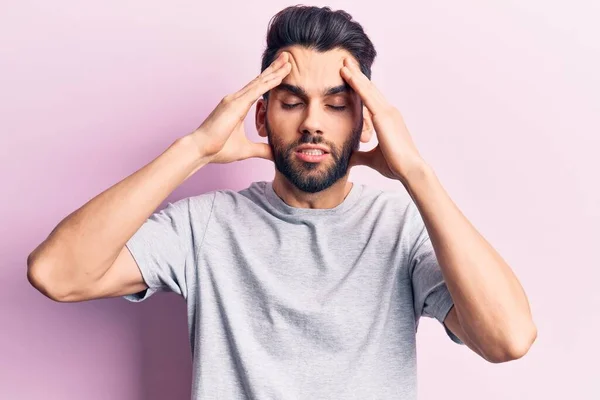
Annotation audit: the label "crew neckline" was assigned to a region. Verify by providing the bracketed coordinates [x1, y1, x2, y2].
[263, 180, 364, 216]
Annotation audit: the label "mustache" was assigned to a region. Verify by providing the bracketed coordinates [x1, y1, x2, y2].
[298, 132, 323, 144]
[289, 133, 332, 149]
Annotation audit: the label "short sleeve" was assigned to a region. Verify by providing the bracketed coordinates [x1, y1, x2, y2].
[123, 192, 215, 302]
[409, 222, 464, 345]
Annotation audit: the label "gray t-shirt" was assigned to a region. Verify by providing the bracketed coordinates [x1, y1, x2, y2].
[124, 180, 462, 399]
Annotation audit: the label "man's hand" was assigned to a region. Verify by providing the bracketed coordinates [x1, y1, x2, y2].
[188, 52, 292, 164]
[341, 60, 537, 362]
[341, 58, 426, 184]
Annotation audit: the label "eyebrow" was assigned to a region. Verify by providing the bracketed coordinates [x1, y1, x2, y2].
[274, 83, 352, 100]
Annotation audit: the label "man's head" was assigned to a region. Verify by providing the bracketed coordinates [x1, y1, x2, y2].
[255, 6, 377, 193]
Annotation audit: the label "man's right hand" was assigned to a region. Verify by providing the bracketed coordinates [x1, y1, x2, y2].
[188, 51, 291, 164]
[27, 52, 292, 303]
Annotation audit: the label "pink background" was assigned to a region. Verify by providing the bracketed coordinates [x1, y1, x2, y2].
[3, 1, 599, 399]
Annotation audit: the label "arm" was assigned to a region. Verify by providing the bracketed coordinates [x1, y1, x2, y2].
[339, 57, 536, 363]
[27, 136, 210, 302]
[405, 163, 537, 363]
[27, 52, 291, 302]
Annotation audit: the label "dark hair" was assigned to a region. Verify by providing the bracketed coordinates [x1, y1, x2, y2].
[260, 5, 377, 99]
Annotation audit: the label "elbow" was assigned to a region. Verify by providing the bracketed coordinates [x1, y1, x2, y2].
[27, 254, 71, 302]
[484, 322, 538, 363]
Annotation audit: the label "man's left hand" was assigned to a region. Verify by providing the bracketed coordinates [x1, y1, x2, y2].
[341, 57, 427, 183]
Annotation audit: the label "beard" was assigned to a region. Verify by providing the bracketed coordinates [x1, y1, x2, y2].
[265, 113, 363, 194]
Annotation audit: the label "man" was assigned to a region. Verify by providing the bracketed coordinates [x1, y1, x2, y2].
[27, 5, 536, 399]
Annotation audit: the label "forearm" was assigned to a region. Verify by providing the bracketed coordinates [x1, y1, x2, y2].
[403, 162, 536, 359]
[27, 135, 209, 295]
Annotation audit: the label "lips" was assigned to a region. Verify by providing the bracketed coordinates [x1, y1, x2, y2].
[295, 151, 329, 163]
[295, 145, 330, 154]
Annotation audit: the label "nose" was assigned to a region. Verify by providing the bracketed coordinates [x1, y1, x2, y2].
[298, 102, 325, 136]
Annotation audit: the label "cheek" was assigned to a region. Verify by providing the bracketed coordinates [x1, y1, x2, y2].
[265, 111, 297, 148]
[267, 109, 302, 138]
[268, 108, 292, 125]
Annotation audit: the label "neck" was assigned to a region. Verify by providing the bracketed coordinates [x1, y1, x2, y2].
[271, 171, 353, 209]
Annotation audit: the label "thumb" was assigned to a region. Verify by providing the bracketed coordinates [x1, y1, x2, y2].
[250, 142, 274, 162]
[349, 146, 375, 169]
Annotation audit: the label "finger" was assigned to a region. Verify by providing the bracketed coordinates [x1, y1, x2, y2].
[250, 142, 274, 161]
[348, 151, 360, 169]
[262, 51, 290, 76]
[349, 150, 365, 168]
[225, 57, 291, 123]
[236, 52, 287, 94]
[236, 52, 290, 98]
[241, 58, 291, 101]
[340, 58, 389, 118]
[229, 60, 290, 119]
[349, 147, 376, 168]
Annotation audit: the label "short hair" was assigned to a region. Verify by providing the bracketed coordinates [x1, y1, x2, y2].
[260, 5, 377, 99]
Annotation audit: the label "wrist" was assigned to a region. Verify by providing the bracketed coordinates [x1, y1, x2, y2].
[173, 135, 212, 177]
[400, 160, 435, 195]
[178, 133, 214, 165]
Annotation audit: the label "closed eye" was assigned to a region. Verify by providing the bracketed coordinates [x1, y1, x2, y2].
[281, 103, 346, 111]
[281, 103, 302, 109]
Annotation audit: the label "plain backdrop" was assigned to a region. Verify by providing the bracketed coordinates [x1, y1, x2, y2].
[2, 0, 599, 399]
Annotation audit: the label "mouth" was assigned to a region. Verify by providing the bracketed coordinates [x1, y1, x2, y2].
[295, 147, 330, 163]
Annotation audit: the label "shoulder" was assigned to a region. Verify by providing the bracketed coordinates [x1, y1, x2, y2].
[359, 183, 426, 236]
[185, 181, 268, 213]
[359, 183, 415, 214]
[185, 190, 217, 210]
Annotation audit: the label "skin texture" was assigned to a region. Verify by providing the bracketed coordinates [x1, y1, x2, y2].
[255, 46, 374, 208]
[256, 45, 537, 363]
[28, 42, 536, 364]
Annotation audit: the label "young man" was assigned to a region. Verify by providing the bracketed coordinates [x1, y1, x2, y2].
[27, 5, 536, 399]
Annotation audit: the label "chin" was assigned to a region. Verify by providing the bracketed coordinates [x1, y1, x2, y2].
[286, 166, 347, 194]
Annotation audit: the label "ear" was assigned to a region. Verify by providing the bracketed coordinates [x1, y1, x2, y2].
[360, 105, 374, 143]
[255, 97, 268, 138]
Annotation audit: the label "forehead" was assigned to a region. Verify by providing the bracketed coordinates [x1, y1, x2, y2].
[274, 45, 355, 97]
